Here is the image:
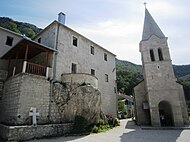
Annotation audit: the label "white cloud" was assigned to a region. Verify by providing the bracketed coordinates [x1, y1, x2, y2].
[74, 19, 142, 64]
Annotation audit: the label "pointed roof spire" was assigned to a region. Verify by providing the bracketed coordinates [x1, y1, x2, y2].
[142, 8, 165, 40]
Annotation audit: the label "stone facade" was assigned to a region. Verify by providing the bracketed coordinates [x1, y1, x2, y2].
[0, 123, 73, 141]
[34, 21, 117, 117]
[134, 8, 189, 126]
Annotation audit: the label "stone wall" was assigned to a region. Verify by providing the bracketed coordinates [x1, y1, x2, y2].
[0, 74, 22, 124]
[0, 69, 7, 100]
[1, 72, 101, 125]
[134, 81, 150, 125]
[17, 73, 50, 125]
[0, 123, 73, 141]
[0, 73, 50, 125]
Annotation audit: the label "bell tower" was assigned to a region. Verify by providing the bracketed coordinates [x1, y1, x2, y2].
[134, 7, 189, 127]
[140, 8, 177, 95]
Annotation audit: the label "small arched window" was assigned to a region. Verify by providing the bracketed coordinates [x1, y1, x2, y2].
[150, 49, 155, 61]
[158, 48, 164, 61]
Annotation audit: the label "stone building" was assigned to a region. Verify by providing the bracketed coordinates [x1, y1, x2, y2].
[134, 8, 189, 126]
[0, 12, 117, 129]
[34, 13, 117, 116]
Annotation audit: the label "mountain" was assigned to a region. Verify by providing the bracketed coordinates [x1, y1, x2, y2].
[116, 59, 190, 81]
[0, 17, 42, 39]
[116, 59, 190, 77]
[116, 59, 142, 72]
[173, 65, 190, 78]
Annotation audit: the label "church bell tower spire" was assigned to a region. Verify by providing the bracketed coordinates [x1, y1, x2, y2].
[134, 7, 189, 127]
[142, 7, 165, 41]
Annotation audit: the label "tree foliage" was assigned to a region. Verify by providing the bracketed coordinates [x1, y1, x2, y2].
[118, 100, 126, 112]
[23, 28, 35, 38]
[116, 59, 143, 95]
[0, 17, 42, 38]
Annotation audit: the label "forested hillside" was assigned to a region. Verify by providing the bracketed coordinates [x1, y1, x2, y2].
[0, 17, 42, 39]
[116, 59, 190, 95]
[116, 59, 143, 95]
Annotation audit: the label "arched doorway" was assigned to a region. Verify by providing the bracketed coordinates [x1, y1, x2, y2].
[158, 101, 173, 126]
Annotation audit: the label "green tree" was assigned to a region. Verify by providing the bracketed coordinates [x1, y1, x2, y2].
[118, 100, 126, 112]
[116, 68, 142, 95]
[0, 21, 20, 33]
[23, 28, 35, 38]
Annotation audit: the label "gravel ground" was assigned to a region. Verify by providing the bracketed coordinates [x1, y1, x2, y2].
[28, 119, 190, 142]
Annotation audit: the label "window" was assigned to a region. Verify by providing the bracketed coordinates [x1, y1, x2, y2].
[150, 49, 155, 61]
[6, 36, 13, 46]
[91, 69, 95, 76]
[38, 37, 41, 43]
[73, 36, 78, 47]
[104, 53, 107, 61]
[158, 48, 164, 61]
[71, 63, 77, 73]
[105, 74, 108, 82]
[91, 46, 94, 55]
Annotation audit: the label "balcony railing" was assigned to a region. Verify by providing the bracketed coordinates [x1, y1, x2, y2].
[26, 62, 46, 76]
[8, 61, 51, 78]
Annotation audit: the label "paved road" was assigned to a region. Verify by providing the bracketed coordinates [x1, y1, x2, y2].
[30, 119, 190, 142]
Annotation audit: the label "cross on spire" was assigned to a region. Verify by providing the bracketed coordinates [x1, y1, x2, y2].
[144, 2, 148, 8]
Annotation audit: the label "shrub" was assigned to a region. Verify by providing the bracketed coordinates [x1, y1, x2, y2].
[92, 125, 99, 133]
[99, 119, 105, 125]
[114, 118, 120, 126]
[108, 117, 114, 126]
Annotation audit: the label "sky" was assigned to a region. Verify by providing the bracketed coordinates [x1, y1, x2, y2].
[0, 0, 190, 65]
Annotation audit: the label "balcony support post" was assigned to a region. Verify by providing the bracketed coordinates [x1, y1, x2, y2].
[22, 61, 27, 73]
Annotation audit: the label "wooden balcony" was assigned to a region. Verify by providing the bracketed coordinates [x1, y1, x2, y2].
[25, 62, 46, 76]
[8, 61, 51, 78]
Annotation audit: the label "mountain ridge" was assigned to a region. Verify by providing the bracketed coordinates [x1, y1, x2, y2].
[116, 59, 190, 78]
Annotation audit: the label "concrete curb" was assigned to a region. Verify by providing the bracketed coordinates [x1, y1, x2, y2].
[141, 126, 190, 130]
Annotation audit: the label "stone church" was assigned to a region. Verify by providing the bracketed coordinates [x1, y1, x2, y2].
[134, 8, 189, 126]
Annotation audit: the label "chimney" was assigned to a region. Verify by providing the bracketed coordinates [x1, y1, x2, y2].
[58, 12, 66, 24]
